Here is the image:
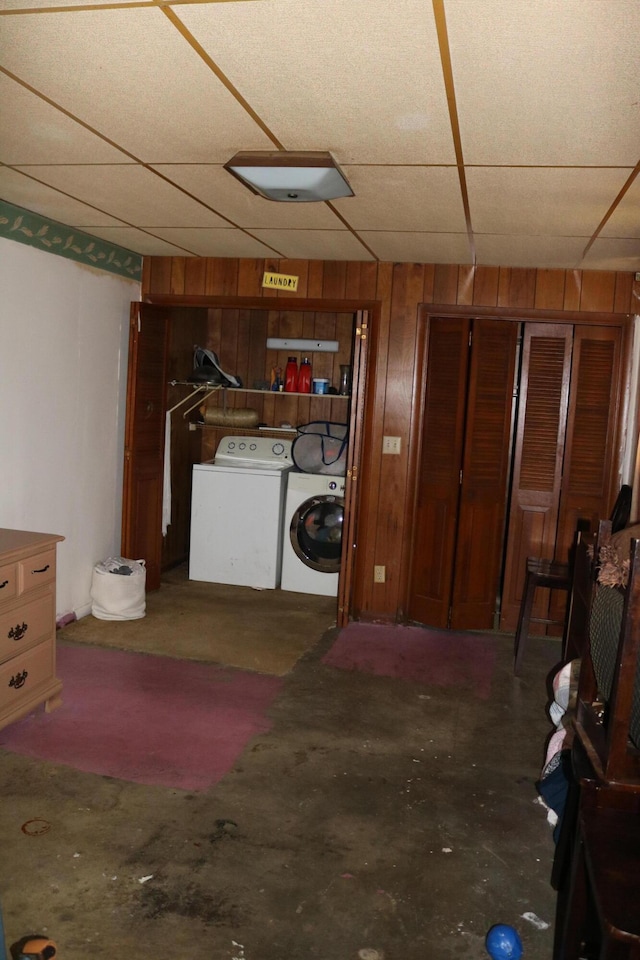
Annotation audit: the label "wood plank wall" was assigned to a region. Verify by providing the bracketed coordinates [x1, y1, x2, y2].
[143, 257, 639, 622]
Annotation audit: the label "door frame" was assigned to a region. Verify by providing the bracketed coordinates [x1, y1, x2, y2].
[403, 303, 633, 627]
[137, 292, 381, 623]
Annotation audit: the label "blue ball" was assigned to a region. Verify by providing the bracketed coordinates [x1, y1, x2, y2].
[485, 924, 523, 959]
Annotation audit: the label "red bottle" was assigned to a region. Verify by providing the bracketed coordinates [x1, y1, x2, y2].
[297, 357, 312, 393]
[284, 357, 298, 393]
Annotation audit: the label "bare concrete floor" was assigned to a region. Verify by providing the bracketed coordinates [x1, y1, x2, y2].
[0, 590, 562, 960]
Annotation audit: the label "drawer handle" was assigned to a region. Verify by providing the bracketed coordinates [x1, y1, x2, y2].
[0, 579, 8, 589]
[9, 670, 29, 690]
[9, 622, 28, 642]
[32, 564, 50, 575]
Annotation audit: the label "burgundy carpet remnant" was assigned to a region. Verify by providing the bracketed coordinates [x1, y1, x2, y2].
[0, 644, 283, 791]
[322, 622, 497, 698]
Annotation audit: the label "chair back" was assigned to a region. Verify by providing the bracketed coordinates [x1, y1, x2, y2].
[574, 520, 640, 786]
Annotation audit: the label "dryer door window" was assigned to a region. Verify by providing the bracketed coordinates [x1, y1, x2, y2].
[290, 495, 344, 572]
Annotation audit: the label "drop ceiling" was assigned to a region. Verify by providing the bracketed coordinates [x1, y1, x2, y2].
[1, 0, 639, 271]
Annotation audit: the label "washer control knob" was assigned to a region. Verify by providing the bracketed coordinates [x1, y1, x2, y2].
[238, 442, 246, 450]
[250, 443, 257, 450]
[228, 441, 235, 449]
[272, 442, 285, 456]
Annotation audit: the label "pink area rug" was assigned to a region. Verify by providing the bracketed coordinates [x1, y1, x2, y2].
[0, 644, 283, 791]
[322, 623, 497, 699]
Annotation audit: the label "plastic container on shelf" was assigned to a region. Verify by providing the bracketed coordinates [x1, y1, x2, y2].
[284, 357, 298, 392]
[297, 357, 312, 393]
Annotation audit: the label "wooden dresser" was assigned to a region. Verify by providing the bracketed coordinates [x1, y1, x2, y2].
[0, 529, 64, 732]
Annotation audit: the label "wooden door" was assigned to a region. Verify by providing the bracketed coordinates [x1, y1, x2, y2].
[338, 309, 369, 628]
[408, 317, 471, 628]
[500, 324, 572, 630]
[500, 323, 625, 632]
[121, 303, 171, 590]
[548, 325, 624, 626]
[450, 319, 518, 629]
[408, 317, 517, 629]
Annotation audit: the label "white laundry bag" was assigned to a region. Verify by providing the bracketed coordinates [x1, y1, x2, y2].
[90, 557, 146, 620]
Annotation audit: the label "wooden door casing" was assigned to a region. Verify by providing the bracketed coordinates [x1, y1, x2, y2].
[409, 312, 627, 634]
[121, 303, 171, 590]
[338, 309, 369, 628]
[122, 298, 372, 614]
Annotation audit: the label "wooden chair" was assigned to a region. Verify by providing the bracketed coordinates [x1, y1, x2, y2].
[554, 529, 640, 960]
[513, 556, 572, 675]
[514, 485, 632, 675]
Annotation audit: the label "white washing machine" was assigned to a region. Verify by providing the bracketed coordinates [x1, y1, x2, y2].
[189, 435, 292, 589]
[280, 472, 346, 596]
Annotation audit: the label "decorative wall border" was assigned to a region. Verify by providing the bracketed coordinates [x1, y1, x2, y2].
[0, 200, 142, 280]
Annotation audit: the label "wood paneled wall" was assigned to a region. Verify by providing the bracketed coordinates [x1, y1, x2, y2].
[143, 258, 639, 622]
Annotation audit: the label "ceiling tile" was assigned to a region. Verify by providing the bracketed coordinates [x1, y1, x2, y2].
[12, 164, 230, 227]
[467, 167, 634, 236]
[142, 227, 279, 258]
[248, 229, 374, 261]
[0, 6, 274, 162]
[150, 165, 343, 229]
[177, 0, 456, 164]
[360, 232, 471, 264]
[0, 74, 126, 165]
[474, 235, 588, 269]
[76, 225, 191, 257]
[581, 237, 640, 272]
[332, 166, 467, 232]
[0, 166, 125, 227]
[600, 175, 640, 239]
[446, 0, 640, 165]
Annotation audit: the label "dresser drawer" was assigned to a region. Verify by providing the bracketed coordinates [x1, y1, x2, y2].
[0, 640, 55, 714]
[19, 549, 56, 596]
[0, 562, 18, 605]
[0, 593, 55, 663]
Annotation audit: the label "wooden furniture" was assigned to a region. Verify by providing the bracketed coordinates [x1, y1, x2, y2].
[573, 525, 640, 785]
[514, 486, 631, 674]
[0, 529, 64, 731]
[554, 527, 640, 959]
[513, 557, 571, 674]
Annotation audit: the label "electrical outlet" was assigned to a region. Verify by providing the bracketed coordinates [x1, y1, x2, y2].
[635, 272, 640, 282]
[374, 565, 386, 583]
[382, 436, 401, 455]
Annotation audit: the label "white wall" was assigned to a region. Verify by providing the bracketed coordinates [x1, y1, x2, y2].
[0, 238, 140, 620]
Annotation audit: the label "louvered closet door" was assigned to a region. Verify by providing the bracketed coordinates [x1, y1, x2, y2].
[500, 324, 572, 631]
[450, 319, 518, 629]
[548, 325, 624, 626]
[408, 318, 470, 628]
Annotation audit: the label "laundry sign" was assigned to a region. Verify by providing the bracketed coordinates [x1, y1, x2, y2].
[262, 271, 299, 292]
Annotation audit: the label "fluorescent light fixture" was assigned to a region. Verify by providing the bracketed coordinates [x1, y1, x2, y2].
[224, 151, 354, 202]
[267, 338, 339, 353]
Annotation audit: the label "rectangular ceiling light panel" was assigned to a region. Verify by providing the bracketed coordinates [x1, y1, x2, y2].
[224, 151, 354, 202]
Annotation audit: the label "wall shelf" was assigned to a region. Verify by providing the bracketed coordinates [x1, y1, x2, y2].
[170, 382, 349, 400]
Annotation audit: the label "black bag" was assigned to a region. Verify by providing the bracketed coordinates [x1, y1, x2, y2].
[292, 422, 349, 476]
[187, 346, 242, 388]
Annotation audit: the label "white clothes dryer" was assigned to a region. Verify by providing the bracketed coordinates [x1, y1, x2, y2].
[189, 435, 292, 589]
[280, 472, 346, 596]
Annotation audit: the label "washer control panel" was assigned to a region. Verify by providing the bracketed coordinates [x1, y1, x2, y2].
[214, 435, 292, 466]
